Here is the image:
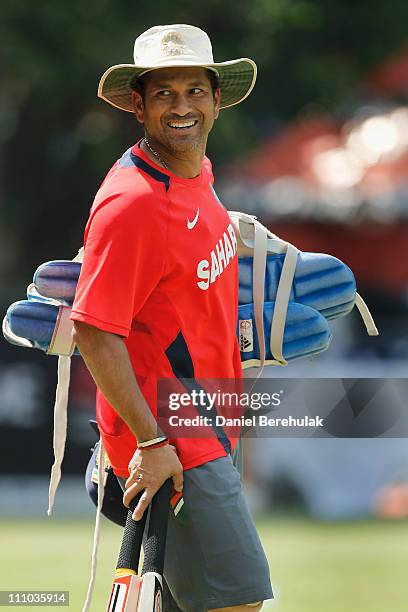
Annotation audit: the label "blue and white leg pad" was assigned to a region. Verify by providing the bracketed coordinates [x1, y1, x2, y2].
[239, 251, 356, 320]
[230, 211, 378, 368]
[238, 301, 332, 367]
[237, 251, 358, 366]
[3, 260, 82, 357]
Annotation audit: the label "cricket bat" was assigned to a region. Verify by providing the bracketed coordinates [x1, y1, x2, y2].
[107, 480, 171, 612]
[137, 479, 171, 611]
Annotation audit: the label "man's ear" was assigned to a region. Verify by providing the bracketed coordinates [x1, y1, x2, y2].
[213, 88, 221, 120]
[132, 91, 144, 124]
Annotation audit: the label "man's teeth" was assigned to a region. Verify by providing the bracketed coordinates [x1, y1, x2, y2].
[168, 121, 196, 129]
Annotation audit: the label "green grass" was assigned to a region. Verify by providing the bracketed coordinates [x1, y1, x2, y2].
[258, 517, 408, 612]
[0, 517, 407, 611]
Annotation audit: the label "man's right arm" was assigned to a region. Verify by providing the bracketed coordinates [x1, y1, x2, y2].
[73, 320, 183, 519]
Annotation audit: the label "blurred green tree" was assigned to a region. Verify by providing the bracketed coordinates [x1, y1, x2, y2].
[0, 0, 407, 286]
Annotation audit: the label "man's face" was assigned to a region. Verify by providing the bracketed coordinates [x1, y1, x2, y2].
[132, 67, 221, 154]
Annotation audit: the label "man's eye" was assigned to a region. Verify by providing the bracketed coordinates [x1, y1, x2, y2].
[191, 88, 203, 94]
[157, 90, 171, 97]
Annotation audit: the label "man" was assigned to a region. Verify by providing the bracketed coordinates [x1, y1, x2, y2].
[71, 24, 272, 612]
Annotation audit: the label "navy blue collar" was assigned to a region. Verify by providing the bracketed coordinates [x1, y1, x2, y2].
[130, 150, 170, 192]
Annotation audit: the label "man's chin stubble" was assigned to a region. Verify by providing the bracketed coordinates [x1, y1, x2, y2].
[167, 137, 205, 155]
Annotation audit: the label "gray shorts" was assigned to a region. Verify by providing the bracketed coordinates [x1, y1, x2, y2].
[121, 449, 273, 612]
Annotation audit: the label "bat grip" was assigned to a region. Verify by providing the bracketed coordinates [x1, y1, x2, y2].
[116, 491, 147, 572]
[142, 479, 172, 576]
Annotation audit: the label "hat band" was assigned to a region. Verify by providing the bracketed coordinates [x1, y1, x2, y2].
[137, 63, 219, 79]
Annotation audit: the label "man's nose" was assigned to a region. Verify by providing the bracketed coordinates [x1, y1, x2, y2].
[170, 93, 194, 116]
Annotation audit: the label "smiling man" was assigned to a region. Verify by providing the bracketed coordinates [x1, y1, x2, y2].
[131, 66, 221, 177]
[71, 24, 272, 612]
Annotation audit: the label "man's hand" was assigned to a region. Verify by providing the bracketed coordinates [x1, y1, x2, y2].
[124, 444, 183, 520]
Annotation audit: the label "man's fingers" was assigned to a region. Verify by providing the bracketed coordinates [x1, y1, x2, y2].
[133, 488, 154, 521]
[125, 469, 142, 489]
[123, 480, 143, 508]
[172, 470, 184, 493]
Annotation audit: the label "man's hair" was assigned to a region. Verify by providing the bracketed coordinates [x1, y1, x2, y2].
[130, 69, 220, 102]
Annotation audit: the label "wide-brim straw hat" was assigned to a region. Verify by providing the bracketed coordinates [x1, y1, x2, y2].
[98, 24, 257, 112]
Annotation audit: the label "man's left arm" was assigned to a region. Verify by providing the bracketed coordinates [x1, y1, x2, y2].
[73, 320, 183, 520]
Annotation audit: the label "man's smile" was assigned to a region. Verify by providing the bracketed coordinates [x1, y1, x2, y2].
[167, 119, 199, 130]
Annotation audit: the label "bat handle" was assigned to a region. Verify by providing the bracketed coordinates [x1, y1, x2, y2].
[141, 479, 172, 576]
[116, 492, 147, 573]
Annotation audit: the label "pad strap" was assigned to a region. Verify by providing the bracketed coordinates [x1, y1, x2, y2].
[355, 293, 379, 336]
[48, 246, 83, 516]
[47, 305, 75, 357]
[270, 242, 299, 365]
[252, 223, 268, 367]
[82, 439, 106, 612]
[47, 355, 71, 515]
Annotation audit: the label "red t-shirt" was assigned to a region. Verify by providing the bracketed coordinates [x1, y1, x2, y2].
[71, 143, 242, 477]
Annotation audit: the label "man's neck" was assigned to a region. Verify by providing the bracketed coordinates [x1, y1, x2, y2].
[141, 138, 204, 179]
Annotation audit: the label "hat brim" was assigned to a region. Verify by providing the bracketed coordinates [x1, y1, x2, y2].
[97, 58, 257, 112]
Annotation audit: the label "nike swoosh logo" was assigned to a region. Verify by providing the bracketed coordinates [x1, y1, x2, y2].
[187, 208, 200, 230]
